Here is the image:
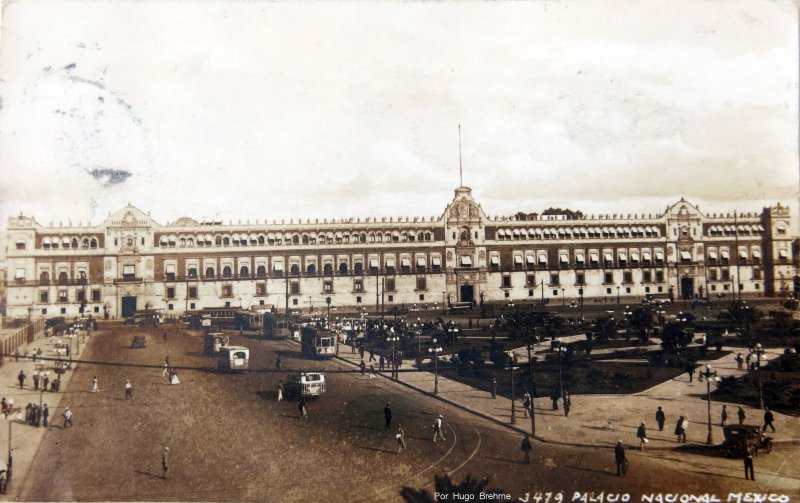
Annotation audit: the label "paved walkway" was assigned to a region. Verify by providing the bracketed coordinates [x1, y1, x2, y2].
[0, 330, 88, 500]
[335, 341, 799, 451]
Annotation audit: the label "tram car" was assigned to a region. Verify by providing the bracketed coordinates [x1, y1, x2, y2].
[300, 326, 338, 358]
[217, 345, 249, 372]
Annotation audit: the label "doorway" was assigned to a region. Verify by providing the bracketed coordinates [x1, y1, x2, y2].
[121, 296, 137, 318]
[680, 278, 694, 300]
[460, 284, 474, 304]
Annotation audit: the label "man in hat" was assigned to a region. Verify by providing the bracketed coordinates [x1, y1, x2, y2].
[125, 380, 134, 400]
[384, 403, 392, 431]
[162, 447, 170, 479]
[636, 422, 648, 450]
[615, 441, 627, 476]
[521, 433, 533, 464]
[63, 407, 73, 428]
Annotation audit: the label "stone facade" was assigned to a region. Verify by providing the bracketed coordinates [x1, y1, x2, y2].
[3, 187, 796, 319]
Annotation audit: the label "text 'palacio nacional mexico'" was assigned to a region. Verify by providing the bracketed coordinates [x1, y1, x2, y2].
[3, 186, 797, 319]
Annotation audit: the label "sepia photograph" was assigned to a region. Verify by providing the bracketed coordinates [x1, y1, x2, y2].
[0, 1, 798, 501]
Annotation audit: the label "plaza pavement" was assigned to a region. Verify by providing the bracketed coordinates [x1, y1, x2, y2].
[334, 338, 800, 450]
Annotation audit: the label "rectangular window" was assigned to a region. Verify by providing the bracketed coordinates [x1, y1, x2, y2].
[604, 272, 613, 284]
[290, 282, 301, 295]
[723, 284, 729, 291]
[709, 269, 718, 281]
[188, 267, 198, 278]
[419, 294, 425, 301]
[655, 271, 664, 283]
[293, 298, 298, 305]
[58, 290, 68, 303]
[122, 264, 135, 279]
[354, 279, 364, 292]
[720, 268, 730, 281]
[643, 271, 652, 283]
[61, 307, 66, 314]
[526, 274, 535, 286]
[576, 272, 585, 285]
[623, 271, 632, 284]
[40, 291, 49, 303]
[752, 268, 761, 280]
[356, 296, 362, 303]
[323, 281, 333, 293]
[416, 277, 427, 291]
[388, 295, 394, 302]
[386, 278, 396, 292]
[502, 275, 511, 288]
[92, 289, 101, 302]
[166, 287, 175, 299]
[188, 286, 198, 298]
[77, 290, 86, 302]
[550, 273, 559, 286]
[255, 283, 266, 296]
[645, 286, 651, 293]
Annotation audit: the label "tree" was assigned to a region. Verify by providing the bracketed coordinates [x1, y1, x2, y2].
[629, 307, 653, 342]
[660, 323, 690, 352]
[401, 474, 506, 503]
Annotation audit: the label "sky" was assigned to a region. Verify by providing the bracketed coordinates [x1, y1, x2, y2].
[0, 0, 798, 247]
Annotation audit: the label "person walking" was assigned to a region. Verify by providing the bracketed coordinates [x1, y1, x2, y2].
[396, 425, 406, 453]
[522, 392, 531, 419]
[736, 353, 744, 370]
[614, 441, 627, 476]
[298, 397, 307, 418]
[63, 407, 73, 428]
[43, 373, 50, 393]
[737, 406, 746, 425]
[369, 365, 376, 379]
[563, 392, 571, 417]
[379, 355, 385, 371]
[655, 406, 666, 431]
[742, 443, 755, 481]
[521, 433, 533, 464]
[359, 361, 366, 377]
[491, 378, 497, 399]
[636, 422, 648, 450]
[686, 363, 695, 383]
[162, 447, 170, 479]
[762, 407, 776, 433]
[125, 380, 134, 399]
[432, 414, 446, 442]
[721, 405, 728, 426]
[33, 370, 40, 391]
[384, 403, 392, 431]
[25, 403, 33, 425]
[162, 361, 170, 378]
[675, 416, 686, 443]
[275, 355, 282, 370]
[43, 404, 49, 427]
[277, 381, 284, 402]
[18, 370, 26, 390]
[91, 376, 99, 393]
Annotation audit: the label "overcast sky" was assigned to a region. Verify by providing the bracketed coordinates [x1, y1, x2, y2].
[0, 0, 798, 243]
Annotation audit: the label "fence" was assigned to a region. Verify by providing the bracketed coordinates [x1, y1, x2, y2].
[0, 319, 45, 365]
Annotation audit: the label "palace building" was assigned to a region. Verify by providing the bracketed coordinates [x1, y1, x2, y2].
[3, 186, 796, 319]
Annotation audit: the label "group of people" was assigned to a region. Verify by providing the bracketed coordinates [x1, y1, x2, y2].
[24, 402, 49, 427]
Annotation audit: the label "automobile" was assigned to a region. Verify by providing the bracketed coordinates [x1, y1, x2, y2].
[131, 335, 147, 349]
[284, 372, 326, 399]
[722, 424, 772, 457]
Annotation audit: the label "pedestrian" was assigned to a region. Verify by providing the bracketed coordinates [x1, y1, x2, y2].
[721, 405, 728, 426]
[91, 376, 99, 393]
[43, 404, 49, 427]
[614, 440, 627, 476]
[742, 443, 755, 481]
[33, 370, 40, 391]
[277, 381, 283, 402]
[34, 405, 41, 427]
[125, 379, 134, 399]
[738, 406, 746, 425]
[762, 407, 776, 433]
[18, 370, 26, 389]
[162, 361, 170, 378]
[162, 447, 170, 479]
[369, 365, 376, 379]
[675, 416, 686, 443]
[521, 433, 533, 464]
[359, 360, 366, 376]
[550, 389, 559, 411]
[563, 392, 571, 417]
[636, 422, 648, 450]
[432, 414, 446, 442]
[379, 355, 385, 371]
[298, 397, 307, 418]
[25, 403, 33, 425]
[686, 363, 695, 383]
[275, 355, 282, 370]
[369, 350, 376, 362]
[522, 392, 531, 418]
[14, 350, 19, 362]
[63, 407, 73, 428]
[491, 377, 497, 399]
[396, 425, 406, 454]
[384, 403, 392, 431]
[655, 406, 666, 431]
[0, 398, 7, 418]
[736, 353, 744, 370]
[43, 372, 50, 393]
[359, 346, 365, 360]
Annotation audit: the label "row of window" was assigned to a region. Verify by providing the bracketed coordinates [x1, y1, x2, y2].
[494, 226, 663, 240]
[156, 230, 437, 248]
[38, 289, 101, 304]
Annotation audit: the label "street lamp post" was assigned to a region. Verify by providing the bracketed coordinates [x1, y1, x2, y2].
[448, 325, 458, 361]
[555, 339, 566, 400]
[616, 286, 620, 304]
[561, 288, 565, 307]
[510, 361, 518, 425]
[751, 343, 765, 409]
[701, 364, 717, 444]
[387, 330, 400, 380]
[428, 338, 443, 395]
[526, 337, 536, 436]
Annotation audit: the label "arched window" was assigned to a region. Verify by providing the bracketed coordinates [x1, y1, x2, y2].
[82, 238, 89, 248]
[302, 235, 309, 245]
[306, 263, 316, 275]
[40, 271, 50, 284]
[256, 265, 266, 277]
[180, 238, 187, 247]
[323, 263, 333, 276]
[223, 237, 230, 246]
[90, 238, 98, 248]
[290, 264, 300, 276]
[258, 236, 265, 245]
[58, 271, 68, 284]
[239, 265, 249, 277]
[215, 236, 222, 246]
[292, 235, 300, 245]
[205, 267, 215, 278]
[71, 238, 79, 248]
[222, 266, 232, 278]
[354, 262, 363, 275]
[339, 263, 348, 276]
